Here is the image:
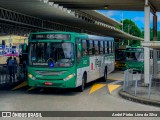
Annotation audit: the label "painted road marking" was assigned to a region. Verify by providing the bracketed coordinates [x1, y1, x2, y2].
[89, 78, 123, 94]
[12, 81, 28, 90]
[89, 84, 106, 94]
[107, 85, 121, 94]
[27, 87, 35, 91]
[108, 77, 123, 81]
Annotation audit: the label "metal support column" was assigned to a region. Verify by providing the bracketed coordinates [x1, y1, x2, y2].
[153, 15, 158, 79]
[144, 1, 150, 84]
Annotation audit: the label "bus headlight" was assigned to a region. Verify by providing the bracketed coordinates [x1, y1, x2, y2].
[28, 74, 36, 80]
[63, 73, 75, 81]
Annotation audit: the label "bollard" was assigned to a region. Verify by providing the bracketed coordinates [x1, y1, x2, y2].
[134, 73, 139, 96]
[126, 69, 129, 88]
[123, 70, 126, 91]
[148, 75, 152, 99]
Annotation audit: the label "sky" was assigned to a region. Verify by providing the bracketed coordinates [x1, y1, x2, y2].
[98, 10, 160, 30]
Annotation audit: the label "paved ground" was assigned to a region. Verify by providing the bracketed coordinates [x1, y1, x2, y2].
[0, 70, 160, 120]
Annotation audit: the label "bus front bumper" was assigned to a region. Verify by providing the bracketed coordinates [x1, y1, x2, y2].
[28, 78, 76, 88]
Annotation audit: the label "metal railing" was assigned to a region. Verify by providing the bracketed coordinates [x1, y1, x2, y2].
[123, 69, 160, 102]
[0, 64, 25, 85]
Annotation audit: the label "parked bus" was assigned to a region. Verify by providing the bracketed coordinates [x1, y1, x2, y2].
[115, 49, 126, 69]
[28, 32, 115, 91]
[125, 47, 145, 71]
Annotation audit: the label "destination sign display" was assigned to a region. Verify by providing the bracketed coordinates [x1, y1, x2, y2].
[32, 63, 48, 66]
[126, 48, 144, 51]
[31, 34, 71, 40]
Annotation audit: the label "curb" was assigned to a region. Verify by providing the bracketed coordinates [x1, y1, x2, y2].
[119, 89, 160, 107]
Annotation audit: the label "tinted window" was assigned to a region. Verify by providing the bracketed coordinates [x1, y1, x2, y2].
[105, 41, 108, 54]
[107, 41, 109, 54]
[100, 41, 104, 54]
[82, 40, 87, 56]
[89, 40, 93, 55]
[94, 41, 99, 55]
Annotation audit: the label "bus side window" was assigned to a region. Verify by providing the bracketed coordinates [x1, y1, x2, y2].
[82, 40, 87, 56]
[112, 42, 115, 53]
[112, 42, 114, 53]
[86, 40, 89, 55]
[103, 41, 105, 54]
[100, 41, 103, 54]
[105, 41, 108, 54]
[109, 42, 112, 53]
[111, 42, 114, 53]
[89, 40, 93, 55]
[76, 38, 82, 63]
[110, 42, 112, 53]
[107, 41, 109, 54]
[94, 41, 99, 55]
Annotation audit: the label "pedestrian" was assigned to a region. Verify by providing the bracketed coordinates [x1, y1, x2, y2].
[19, 55, 23, 64]
[23, 61, 27, 79]
[6, 57, 10, 65]
[7, 57, 13, 83]
[13, 57, 18, 81]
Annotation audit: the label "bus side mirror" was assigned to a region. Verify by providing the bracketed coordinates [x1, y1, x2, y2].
[78, 44, 82, 51]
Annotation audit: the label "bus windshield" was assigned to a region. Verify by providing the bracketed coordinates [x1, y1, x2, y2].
[126, 52, 144, 62]
[29, 42, 74, 67]
[115, 50, 126, 61]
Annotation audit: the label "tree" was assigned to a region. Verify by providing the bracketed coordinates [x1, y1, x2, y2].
[120, 19, 142, 46]
[141, 28, 160, 41]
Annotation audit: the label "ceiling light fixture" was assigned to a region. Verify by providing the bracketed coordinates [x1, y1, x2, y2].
[104, 5, 109, 9]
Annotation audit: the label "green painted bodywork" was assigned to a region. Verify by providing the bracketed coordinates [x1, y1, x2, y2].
[77, 57, 90, 69]
[28, 32, 84, 88]
[125, 61, 144, 71]
[125, 47, 144, 71]
[28, 32, 114, 88]
[28, 66, 76, 88]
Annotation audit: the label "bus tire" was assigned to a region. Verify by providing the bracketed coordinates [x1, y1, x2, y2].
[77, 73, 87, 92]
[103, 67, 108, 82]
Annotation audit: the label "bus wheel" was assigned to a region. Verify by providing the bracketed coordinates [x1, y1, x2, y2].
[78, 74, 86, 92]
[103, 68, 108, 82]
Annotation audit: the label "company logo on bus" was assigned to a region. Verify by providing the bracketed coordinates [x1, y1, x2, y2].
[95, 59, 101, 67]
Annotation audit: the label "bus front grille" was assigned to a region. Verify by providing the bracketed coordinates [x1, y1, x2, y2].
[35, 71, 66, 76]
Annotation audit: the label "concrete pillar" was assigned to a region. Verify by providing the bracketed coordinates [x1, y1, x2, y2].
[144, 4, 150, 84]
[153, 15, 158, 78]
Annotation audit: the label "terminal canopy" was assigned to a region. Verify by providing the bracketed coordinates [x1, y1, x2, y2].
[49, 0, 160, 12]
[0, 0, 144, 40]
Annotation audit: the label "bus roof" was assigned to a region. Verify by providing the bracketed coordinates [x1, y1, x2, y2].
[30, 31, 79, 35]
[88, 35, 114, 41]
[30, 31, 114, 41]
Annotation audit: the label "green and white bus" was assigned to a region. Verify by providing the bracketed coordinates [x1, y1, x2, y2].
[125, 46, 160, 73]
[125, 47, 144, 71]
[28, 32, 115, 91]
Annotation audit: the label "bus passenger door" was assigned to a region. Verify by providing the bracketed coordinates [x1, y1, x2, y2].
[76, 38, 83, 87]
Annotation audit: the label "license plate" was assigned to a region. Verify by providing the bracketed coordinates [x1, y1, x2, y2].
[44, 82, 53, 86]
